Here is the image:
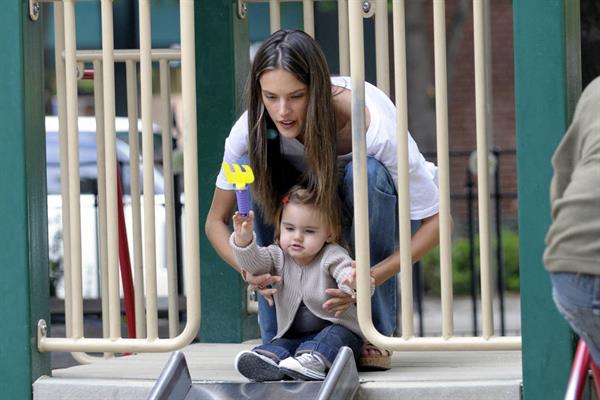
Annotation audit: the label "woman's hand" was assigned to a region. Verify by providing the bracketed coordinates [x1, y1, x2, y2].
[323, 288, 355, 317]
[243, 271, 281, 306]
[232, 210, 254, 247]
[326, 261, 376, 317]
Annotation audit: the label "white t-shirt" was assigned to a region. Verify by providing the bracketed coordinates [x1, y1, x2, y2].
[216, 76, 439, 220]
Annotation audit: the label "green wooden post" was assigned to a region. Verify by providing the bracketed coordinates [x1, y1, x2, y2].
[513, 1, 580, 398]
[0, 3, 50, 399]
[195, 1, 259, 342]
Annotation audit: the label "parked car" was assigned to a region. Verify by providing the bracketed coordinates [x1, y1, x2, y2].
[45, 115, 164, 195]
[45, 115, 170, 299]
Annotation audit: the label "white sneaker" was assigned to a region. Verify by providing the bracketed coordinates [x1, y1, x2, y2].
[234, 350, 284, 382]
[279, 353, 327, 381]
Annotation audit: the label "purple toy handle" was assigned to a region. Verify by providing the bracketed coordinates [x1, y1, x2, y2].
[235, 187, 251, 216]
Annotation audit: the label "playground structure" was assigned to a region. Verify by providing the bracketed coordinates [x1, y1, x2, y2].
[0, 1, 590, 399]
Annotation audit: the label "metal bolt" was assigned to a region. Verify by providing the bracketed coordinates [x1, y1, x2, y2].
[238, 0, 248, 19]
[362, 1, 371, 14]
[38, 320, 47, 337]
[29, 0, 40, 21]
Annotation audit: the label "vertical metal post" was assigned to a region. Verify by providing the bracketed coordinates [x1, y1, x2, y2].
[374, 0, 389, 95]
[473, 0, 494, 339]
[64, 0, 84, 340]
[159, 59, 180, 337]
[337, 0, 350, 76]
[100, 0, 121, 341]
[269, 0, 281, 33]
[139, 0, 159, 340]
[432, 0, 454, 339]
[392, 0, 414, 340]
[302, 0, 314, 37]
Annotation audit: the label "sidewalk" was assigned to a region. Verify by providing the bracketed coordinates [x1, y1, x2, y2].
[38, 343, 521, 400]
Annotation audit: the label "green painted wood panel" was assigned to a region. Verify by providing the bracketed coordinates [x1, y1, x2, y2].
[513, 1, 580, 398]
[196, 1, 259, 342]
[0, 3, 50, 399]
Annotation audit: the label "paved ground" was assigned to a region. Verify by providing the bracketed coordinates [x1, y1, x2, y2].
[37, 342, 522, 400]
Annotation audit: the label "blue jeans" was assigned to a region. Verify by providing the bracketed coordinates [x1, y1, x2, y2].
[253, 157, 399, 342]
[551, 272, 600, 365]
[254, 324, 363, 366]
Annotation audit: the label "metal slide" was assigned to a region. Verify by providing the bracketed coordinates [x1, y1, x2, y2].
[147, 347, 360, 400]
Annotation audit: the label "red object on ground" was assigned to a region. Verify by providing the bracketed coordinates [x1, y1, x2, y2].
[116, 164, 136, 340]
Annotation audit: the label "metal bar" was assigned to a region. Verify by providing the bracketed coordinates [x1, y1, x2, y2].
[100, 0, 121, 340]
[38, 0, 201, 353]
[473, 0, 494, 338]
[159, 59, 180, 338]
[38, 323, 520, 352]
[433, 0, 454, 339]
[63, 0, 84, 340]
[139, 0, 159, 340]
[337, 0, 349, 75]
[392, 0, 413, 340]
[74, 48, 181, 62]
[302, 0, 314, 37]
[92, 60, 112, 349]
[269, 0, 281, 33]
[126, 59, 147, 339]
[349, 0, 379, 343]
[375, 0, 390, 95]
[53, 0, 72, 339]
[178, 0, 201, 344]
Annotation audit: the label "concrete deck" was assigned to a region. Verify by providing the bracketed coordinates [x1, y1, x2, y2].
[34, 343, 522, 400]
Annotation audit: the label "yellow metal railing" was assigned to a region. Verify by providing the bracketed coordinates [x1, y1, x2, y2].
[38, 0, 200, 356]
[40, 0, 520, 359]
[243, 0, 521, 351]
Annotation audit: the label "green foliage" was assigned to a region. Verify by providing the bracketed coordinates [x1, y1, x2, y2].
[420, 229, 520, 295]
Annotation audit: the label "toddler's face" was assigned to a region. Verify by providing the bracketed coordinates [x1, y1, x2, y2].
[278, 203, 331, 265]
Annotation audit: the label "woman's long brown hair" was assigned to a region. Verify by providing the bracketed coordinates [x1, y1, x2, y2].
[247, 30, 338, 225]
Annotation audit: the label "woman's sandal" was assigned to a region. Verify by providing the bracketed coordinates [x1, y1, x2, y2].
[357, 343, 392, 371]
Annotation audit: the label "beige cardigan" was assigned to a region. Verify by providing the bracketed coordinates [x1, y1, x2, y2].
[230, 234, 365, 339]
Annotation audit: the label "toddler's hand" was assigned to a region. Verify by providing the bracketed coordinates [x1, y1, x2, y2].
[341, 261, 375, 298]
[233, 210, 254, 247]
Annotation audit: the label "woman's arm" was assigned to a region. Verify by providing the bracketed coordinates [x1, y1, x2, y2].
[370, 213, 441, 286]
[323, 214, 440, 313]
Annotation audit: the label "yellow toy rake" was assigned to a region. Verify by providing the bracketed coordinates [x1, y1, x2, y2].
[222, 162, 254, 216]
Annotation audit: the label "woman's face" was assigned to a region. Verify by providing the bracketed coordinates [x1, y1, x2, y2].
[259, 68, 309, 141]
[279, 203, 331, 265]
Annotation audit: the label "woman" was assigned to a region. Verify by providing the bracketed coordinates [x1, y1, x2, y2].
[205, 29, 440, 370]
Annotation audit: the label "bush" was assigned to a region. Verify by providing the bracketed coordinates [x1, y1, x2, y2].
[420, 229, 520, 296]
